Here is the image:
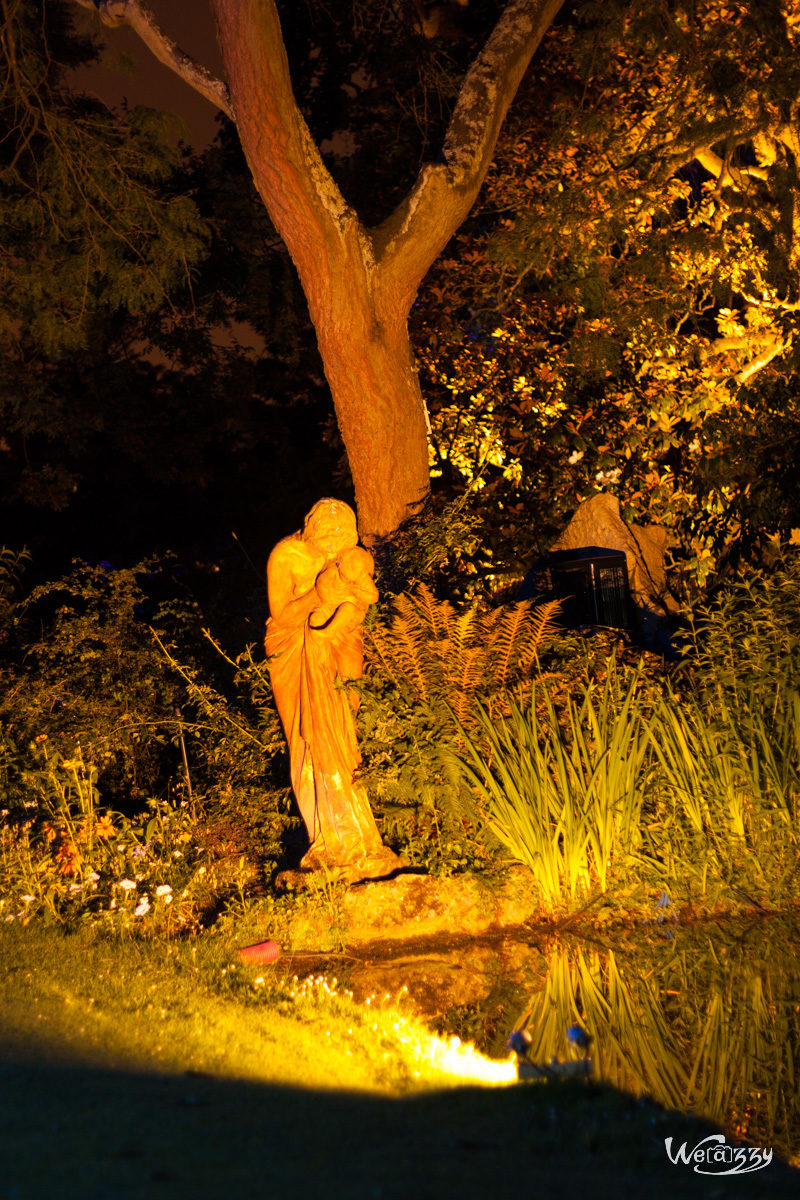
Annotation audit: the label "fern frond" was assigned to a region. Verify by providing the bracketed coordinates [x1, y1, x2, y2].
[452, 644, 484, 724]
[447, 604, 480, 668]
[483, 601, 533, 690]
[365, 624, 405, 692]
[409, 582, 454, 641]
[389, 613, 431, 703]
[516, 599, 562, 673]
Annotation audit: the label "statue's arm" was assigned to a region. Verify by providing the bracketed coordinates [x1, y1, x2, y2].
[267, 540, 321, 625]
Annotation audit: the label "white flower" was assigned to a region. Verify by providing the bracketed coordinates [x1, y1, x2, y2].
[20, 894, 35, 904]
[595, 467, 622, 486]
[87, 871, 100, 883]
[134, 895, 150, 917]
[568, 450, 584, 465]
[155, 884, 172, 897]
[118, 878, 136, 891]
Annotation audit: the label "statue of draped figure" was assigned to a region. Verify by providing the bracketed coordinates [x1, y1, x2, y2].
[265, 498, 400, 880]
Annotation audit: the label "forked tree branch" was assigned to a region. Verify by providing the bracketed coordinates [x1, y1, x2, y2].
[73, 0, 233, 119]
[373, 0, 566, 303]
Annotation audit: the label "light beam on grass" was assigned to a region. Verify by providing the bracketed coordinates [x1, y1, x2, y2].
[286, 975, 518, 1089]
[398, 1023, 518, 1086]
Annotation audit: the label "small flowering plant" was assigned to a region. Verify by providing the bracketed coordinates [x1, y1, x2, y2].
[0, 739, 208, 931]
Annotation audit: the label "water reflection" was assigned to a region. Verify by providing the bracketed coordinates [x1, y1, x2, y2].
[515, 921, 796, 1156]
[497, 920, 800, 1164]
[290, 917, 800, 1164]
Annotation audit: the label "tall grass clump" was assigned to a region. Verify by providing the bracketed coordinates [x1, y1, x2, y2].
[645, 553, 800, 900]
[451, 663, 654, 910]
[448, 552, 800, 913]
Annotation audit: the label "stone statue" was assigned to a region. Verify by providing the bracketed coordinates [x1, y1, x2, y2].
[265, 499, 400, 880]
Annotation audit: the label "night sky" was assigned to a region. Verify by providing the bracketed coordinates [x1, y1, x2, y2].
[70, 0, 225, 148]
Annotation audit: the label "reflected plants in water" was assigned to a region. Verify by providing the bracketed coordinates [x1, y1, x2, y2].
[513, 922, 800, 1165]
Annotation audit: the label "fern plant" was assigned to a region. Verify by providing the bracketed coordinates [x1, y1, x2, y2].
[356, 584, 560, 872]
[366, 583, 560, 722]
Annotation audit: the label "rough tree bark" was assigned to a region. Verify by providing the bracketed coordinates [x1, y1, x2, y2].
[75, 0, 566, 539]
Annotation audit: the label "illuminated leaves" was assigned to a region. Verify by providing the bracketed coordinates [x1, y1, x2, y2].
[411, 0, 800, 581]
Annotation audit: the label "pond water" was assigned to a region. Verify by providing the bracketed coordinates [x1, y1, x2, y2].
[285, 914, 800, 1166]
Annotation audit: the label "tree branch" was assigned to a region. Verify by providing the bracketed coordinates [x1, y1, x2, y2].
[694, 147, 769, 187]
[210, 0, 358, 316]
[703, 332, 782, 360]
[735, 338, 790, 385]
[374, 0, 566, 307]
[72, 0, 233, 119]
[696, 330, 790, 386]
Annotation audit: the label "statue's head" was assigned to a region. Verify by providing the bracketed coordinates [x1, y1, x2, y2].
[302, 498, 358, 559]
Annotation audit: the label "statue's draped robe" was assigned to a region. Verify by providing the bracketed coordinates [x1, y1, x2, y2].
[266, 538, 388, 871]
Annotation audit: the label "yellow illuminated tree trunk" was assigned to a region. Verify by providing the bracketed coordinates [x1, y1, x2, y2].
[76, 0, 567, 539]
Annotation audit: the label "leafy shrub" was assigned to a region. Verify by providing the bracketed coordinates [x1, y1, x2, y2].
[0, 738, 208, 930]
[0, 547, 30, 633]
[1, 558, 198, 804]
[443, 553, 800, 913]
[0, 557, 297, 925]
[644, 552, 800, 901]
[371, 492, 484, 601]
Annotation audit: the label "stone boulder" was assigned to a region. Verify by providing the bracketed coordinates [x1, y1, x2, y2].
[551, 493, 678, 625]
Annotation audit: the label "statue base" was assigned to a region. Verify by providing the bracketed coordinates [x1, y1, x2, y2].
[278, 845, 405, 888]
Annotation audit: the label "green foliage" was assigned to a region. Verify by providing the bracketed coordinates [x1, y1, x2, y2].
[0, 556, 297, 925]
[412, 0, 800, 585]
[0, 545, 29, 629]
[444, 555, 800, 914]
[152, 633, 298, 873]
[1, 559, 199, 802]
[357, 583, 560, 873]
[372, 492, 483, 600]
[0, 739, 208, 930]
[0, 0, 209, 356]
[645, 684, 799, 897]
[451, 664, 655, 908]
[680, 550, 800, 703]
[644, 551, 800, 895]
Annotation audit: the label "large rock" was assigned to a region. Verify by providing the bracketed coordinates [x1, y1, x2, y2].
[551, 493, 678, 621]
[274, 868, 538, 954]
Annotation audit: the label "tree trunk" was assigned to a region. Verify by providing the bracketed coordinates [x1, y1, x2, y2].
[83, 0, 567, 538]
[211, 0, 436, 541]
[298, 216, 432, 540]
[312, 295, 431, 540]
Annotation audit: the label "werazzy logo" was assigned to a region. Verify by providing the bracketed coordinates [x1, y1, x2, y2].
[665, 1134, 772, 1175]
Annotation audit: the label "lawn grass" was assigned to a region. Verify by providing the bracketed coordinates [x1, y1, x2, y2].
[1, 924, 798, 1199]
